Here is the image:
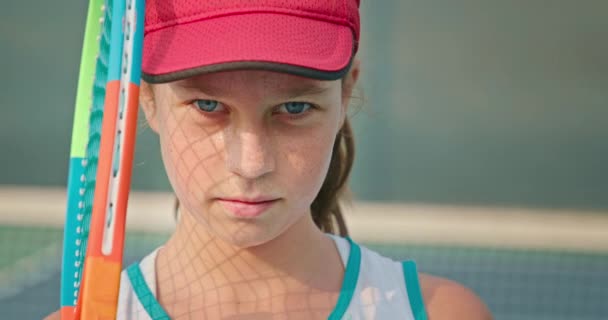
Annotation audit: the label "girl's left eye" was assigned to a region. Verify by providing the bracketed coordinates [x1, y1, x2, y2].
[193, 99, 225, 113]
[277, 102, 313, 115]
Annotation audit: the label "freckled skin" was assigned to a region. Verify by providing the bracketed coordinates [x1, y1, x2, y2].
[44, 62, 491, 319]
[136, 69, 355, 319]
[145, 70, 347, 248]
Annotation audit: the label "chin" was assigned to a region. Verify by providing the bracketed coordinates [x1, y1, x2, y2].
[187, 202, 301, 249]
[222, 232, 272, 248]
[213, 223, 284, 249]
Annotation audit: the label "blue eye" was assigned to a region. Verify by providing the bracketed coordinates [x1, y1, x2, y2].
[193, 99, 222, 112]
[279, 102, 313, 115]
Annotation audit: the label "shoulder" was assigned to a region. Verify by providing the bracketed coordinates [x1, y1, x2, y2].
[339, 238, 492, 319]
[419, 273, 493, 320]
[43, 310, 60, 320]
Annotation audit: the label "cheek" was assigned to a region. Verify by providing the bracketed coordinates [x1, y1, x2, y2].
[157, 108, 225, 209]
[279, 127, 337, 209]
[276, 104, 343, 211]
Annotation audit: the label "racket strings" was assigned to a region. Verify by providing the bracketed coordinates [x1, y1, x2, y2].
[96, 4, 113, 77]
[71, 0, 115, 305]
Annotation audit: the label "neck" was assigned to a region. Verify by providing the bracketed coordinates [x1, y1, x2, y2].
[157, 209, 343, 292]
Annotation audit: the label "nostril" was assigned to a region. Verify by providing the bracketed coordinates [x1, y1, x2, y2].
[226, 132, 275, 179]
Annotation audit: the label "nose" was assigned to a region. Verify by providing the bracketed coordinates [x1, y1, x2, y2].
[225, 128, 275, 179]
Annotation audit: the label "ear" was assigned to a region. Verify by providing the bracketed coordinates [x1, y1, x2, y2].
[139, 81, 160, 133]
[340, 58, 361, 127]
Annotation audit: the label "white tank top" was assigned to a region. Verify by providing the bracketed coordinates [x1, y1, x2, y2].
[116, 235, 427, 320]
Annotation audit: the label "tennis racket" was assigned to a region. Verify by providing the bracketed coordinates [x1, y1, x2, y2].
[60, 0, 145, 319]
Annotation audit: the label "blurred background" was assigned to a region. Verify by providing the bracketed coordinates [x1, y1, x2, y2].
[1, 0, 607, 319]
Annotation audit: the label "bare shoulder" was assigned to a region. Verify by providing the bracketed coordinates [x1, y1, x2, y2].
[419, 273, 493, 320]
[43, 310, 61, 320]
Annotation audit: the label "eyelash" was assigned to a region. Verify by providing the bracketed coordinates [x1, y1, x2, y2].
[274, 102, 318, 120]
[190, 99, 318, 118]
[192, 99, 225, 113]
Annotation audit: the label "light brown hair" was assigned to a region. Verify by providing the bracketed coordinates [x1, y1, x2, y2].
[309, 119, 354, 236]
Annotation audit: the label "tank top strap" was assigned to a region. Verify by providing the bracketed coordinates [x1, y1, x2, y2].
[401, 260, 428, 320]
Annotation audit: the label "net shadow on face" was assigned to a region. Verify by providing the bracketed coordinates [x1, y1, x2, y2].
[151, 97, 344, 319]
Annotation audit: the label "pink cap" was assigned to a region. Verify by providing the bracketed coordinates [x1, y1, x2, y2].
[142, 0, 360, 83]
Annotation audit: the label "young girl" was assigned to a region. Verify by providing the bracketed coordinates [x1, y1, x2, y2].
[48, 0, 491, 319]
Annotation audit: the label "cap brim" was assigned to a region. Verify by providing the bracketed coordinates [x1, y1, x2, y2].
[142, 12, 355, 83]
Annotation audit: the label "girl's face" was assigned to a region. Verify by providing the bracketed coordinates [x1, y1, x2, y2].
[141, 68, 357, 247]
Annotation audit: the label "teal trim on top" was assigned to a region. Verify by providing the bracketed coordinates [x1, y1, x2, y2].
[127, 236, 362, 320]
[327, 237, 361, 320]
[402, 261, 428, 320]
[126, 263, 171, 320]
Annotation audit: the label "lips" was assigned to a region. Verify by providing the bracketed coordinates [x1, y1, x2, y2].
[218, 198, 278, 219]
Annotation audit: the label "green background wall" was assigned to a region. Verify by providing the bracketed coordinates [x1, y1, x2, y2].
[1, 0, 606, 210]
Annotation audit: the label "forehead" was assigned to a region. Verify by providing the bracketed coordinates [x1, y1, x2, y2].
[170, 70, 338, 98]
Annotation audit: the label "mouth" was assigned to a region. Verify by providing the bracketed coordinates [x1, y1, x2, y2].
[218, 198, 279, 219]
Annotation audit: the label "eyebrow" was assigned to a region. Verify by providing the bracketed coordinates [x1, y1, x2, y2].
[174, 78, 332, 99]
[283, 82, 332, 99]
[174, 81, 230, 97]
